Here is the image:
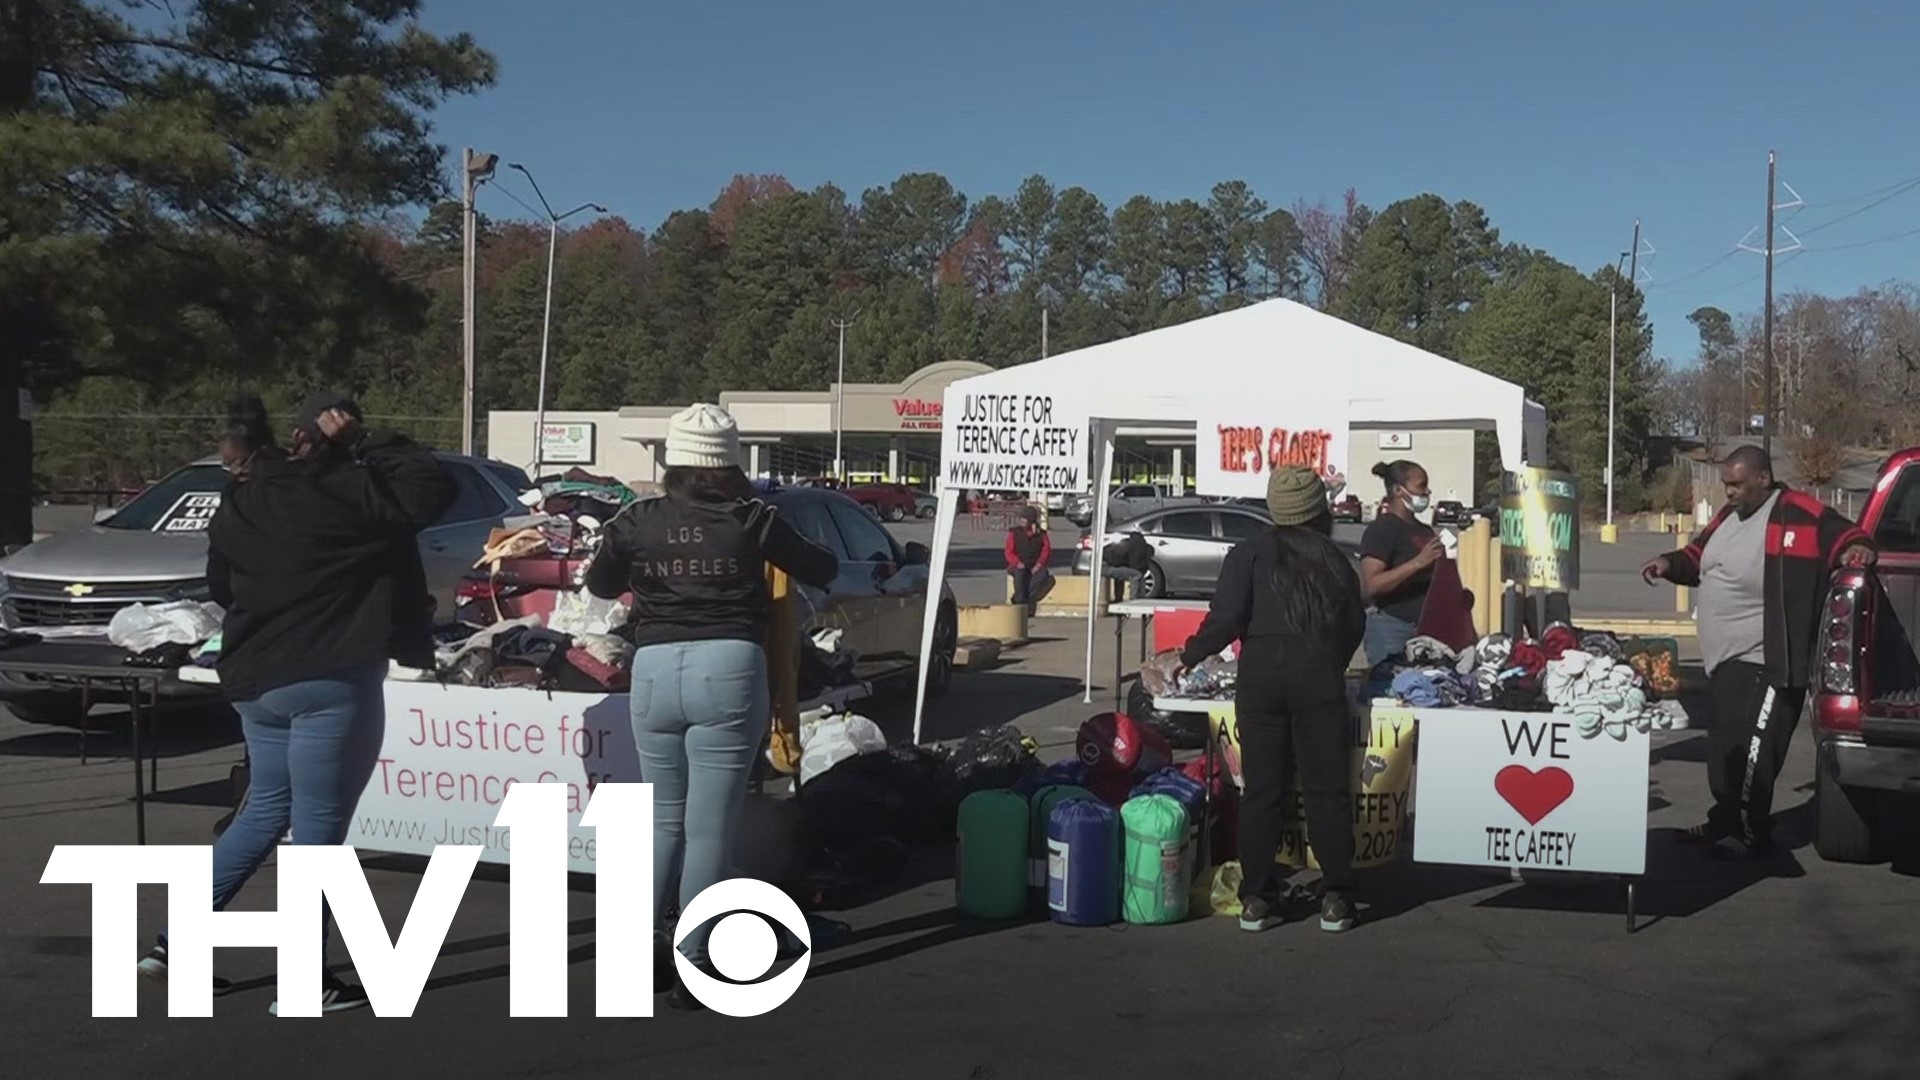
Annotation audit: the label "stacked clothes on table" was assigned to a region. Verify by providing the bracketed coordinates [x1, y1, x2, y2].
[1370, 624, 1690, 735]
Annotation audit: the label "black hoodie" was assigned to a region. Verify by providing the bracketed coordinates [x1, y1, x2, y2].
[206, 432, 456, 700]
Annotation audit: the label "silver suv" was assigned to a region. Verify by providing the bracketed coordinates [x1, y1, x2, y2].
[0, 452, 531, 721]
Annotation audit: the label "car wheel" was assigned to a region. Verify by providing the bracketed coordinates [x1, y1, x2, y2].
[887, 505, 906, 522]
[918, 505, 937, 519]
[928, 601, 958, 697]
[1815, 747, 1883, 863]
[1139, 561, 1167, 600]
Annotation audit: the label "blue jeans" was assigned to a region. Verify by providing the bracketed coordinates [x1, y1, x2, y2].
[1364, 611, 1417, 668]
[630, 639, 770, 962]
[165, 672, 386, 962]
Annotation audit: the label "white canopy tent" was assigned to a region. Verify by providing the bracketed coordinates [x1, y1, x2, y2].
[911, 299, 1548, 742]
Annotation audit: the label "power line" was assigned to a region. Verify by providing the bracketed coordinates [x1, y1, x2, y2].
[1801, 225, 1920, 254]
[1656, 247, 1742, 289]
[1794, 175, 1920, 236]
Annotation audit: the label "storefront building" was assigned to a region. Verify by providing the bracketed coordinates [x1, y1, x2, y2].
[488, 359, 1484, 503]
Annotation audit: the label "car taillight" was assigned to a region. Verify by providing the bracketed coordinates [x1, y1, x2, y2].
[1821, 582, 1861, 695]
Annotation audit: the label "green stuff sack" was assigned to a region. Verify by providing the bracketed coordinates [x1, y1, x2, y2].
[956, 790, 1029, 919]
[1121, 794, 1192, 925]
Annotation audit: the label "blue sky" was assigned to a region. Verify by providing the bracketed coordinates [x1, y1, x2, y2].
[420, 0, 1920, 365]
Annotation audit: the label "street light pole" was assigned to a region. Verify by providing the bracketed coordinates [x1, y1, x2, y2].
[460, 148, 497, 457]
[829, 313, 859, 480]
[507, 162, 605, 476]
[1602, 221, 1640, 544]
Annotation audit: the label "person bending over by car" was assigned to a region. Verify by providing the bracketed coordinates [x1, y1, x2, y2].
[138, 392, 455, 1015]
[585, 403, 838, 1012]
[1005, 505, 1052, 610]
[1103, 529, 1153, 603]
[1357, 459, 1444, 666]
[1178, 466, 1367, 935]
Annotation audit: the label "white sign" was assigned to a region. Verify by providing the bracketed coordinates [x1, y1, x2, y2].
[156, 492, 221, 533]
[540, 421, 596, 464]
[1377, 431, 1413, 451]
[938, 388, 1087, 494]
[41, 784, 812, 1018]
[1194, 408, 1351, 500]
[1411, 709, 1649, 876]
[346, 683, 639, 871]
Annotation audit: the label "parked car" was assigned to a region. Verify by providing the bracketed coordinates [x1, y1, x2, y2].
[911, 488, 939, 519]
[847, 483, 922, 522]
[1809, 447, 1920, 862]
[1070, 504, 1275, 599]
[1065, 483, 1208, 527]
[1331, 494, 1364, 523]
[1432, 500, 1471, 527]
[462, 487, 960, 698]
[0, 452, 532, 722]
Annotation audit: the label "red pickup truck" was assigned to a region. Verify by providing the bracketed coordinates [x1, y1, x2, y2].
[1811, 448, 1920, 862]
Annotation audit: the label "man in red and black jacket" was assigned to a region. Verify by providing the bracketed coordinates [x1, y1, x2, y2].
[1642, 445, 1874, 856]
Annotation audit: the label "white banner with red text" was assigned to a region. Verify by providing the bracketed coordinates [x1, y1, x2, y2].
[1193, 408, 1351, 500]
[346, 683, 638, 872]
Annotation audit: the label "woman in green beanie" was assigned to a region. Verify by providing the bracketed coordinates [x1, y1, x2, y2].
[1177, 465, 1367, 933]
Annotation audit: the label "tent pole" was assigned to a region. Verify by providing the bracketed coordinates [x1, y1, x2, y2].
[911, 487, 961, 744]
[1084, 422, 1116, 704]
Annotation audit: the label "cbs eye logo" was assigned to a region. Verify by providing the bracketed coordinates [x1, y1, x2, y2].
[673, 878, 812, 1016]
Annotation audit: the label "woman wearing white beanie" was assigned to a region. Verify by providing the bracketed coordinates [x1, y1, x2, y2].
[584, 403, 838, 1010]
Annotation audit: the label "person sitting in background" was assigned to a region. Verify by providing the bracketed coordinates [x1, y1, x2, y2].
[1005, 505, 1052, 610]
[1358, 459, 1444, 666]
[1103, 529, 1154, 603]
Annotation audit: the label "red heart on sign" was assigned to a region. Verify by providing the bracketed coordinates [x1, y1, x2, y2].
[1495, 765, 1574, 825]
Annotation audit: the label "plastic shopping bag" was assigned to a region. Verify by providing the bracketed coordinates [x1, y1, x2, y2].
[797, 711, 889, 786]
[108, 601, 223, 653]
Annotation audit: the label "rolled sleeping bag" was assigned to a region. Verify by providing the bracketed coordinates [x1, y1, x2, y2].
[1121, 794, 1193, 925]
[1029, 784, 1098, 900]
[1047, 798, 1121, 927]
[957, 789, 1028, 919]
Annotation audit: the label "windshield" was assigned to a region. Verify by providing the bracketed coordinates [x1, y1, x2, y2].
[101, 465, 228, 533]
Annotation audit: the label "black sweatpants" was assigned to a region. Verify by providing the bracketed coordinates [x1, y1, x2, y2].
[1235, 650, 1355, 901]
[1706, 660, 1807, 842]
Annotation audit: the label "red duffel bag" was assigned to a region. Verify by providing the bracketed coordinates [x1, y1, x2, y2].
[1075, 712, 1172, 779]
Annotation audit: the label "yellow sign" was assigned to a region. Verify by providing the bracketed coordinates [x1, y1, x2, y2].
[64, 583, 94, 597]
[1210, 702, 1418, 870]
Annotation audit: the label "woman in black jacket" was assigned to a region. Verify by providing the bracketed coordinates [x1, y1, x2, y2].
[1179, 466, 1366, 934]
[584, 403, 838, 1011]
[137, 393, 455, 1014]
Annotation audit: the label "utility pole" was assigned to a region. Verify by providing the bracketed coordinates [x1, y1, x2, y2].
[460, 148, 498, 457]
[1602, 221, 1651, 544]
[1737, 150, 1802, 460]
[1041, 307, 1050, 359]
[830, 313, 858, 480]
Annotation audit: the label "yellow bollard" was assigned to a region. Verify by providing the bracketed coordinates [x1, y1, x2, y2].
[1458, 518, 1486, 636]
[1675, 584, 1690, 614]
[1599, 522, 1619, 545]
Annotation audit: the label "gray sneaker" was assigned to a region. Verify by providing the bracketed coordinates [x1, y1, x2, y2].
[1320, 895, 1357, 933]
[1238, 896, 1284, 932]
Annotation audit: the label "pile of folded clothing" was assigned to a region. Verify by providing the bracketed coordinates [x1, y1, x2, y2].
[434, 614, 636, 692]
[1541, 649, 1686, 738]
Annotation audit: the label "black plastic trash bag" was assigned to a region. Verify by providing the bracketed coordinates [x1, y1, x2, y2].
[938, 723, 1042, 809]
[1128, 682, 1209, 750]
[801, 745, 951, 845]
[733, 793, 812, 888]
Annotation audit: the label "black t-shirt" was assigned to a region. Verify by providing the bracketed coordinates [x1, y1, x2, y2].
[1359, 513, 1436, 624]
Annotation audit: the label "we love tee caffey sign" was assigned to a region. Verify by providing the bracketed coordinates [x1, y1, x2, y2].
[1411, 710, 1649, 876]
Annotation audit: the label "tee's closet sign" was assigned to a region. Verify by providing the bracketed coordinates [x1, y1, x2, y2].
[939, 389, 1088, 494]
[1194, 406, 1350, 500]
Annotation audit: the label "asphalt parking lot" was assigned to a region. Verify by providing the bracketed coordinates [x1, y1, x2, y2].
[4, 610, 1919, 1080]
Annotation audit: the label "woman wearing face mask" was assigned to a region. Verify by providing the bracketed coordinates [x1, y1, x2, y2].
[1358, 459, 1445, 666]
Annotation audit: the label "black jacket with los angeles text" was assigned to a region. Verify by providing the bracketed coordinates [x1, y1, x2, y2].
[584, 494, 839, 650]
